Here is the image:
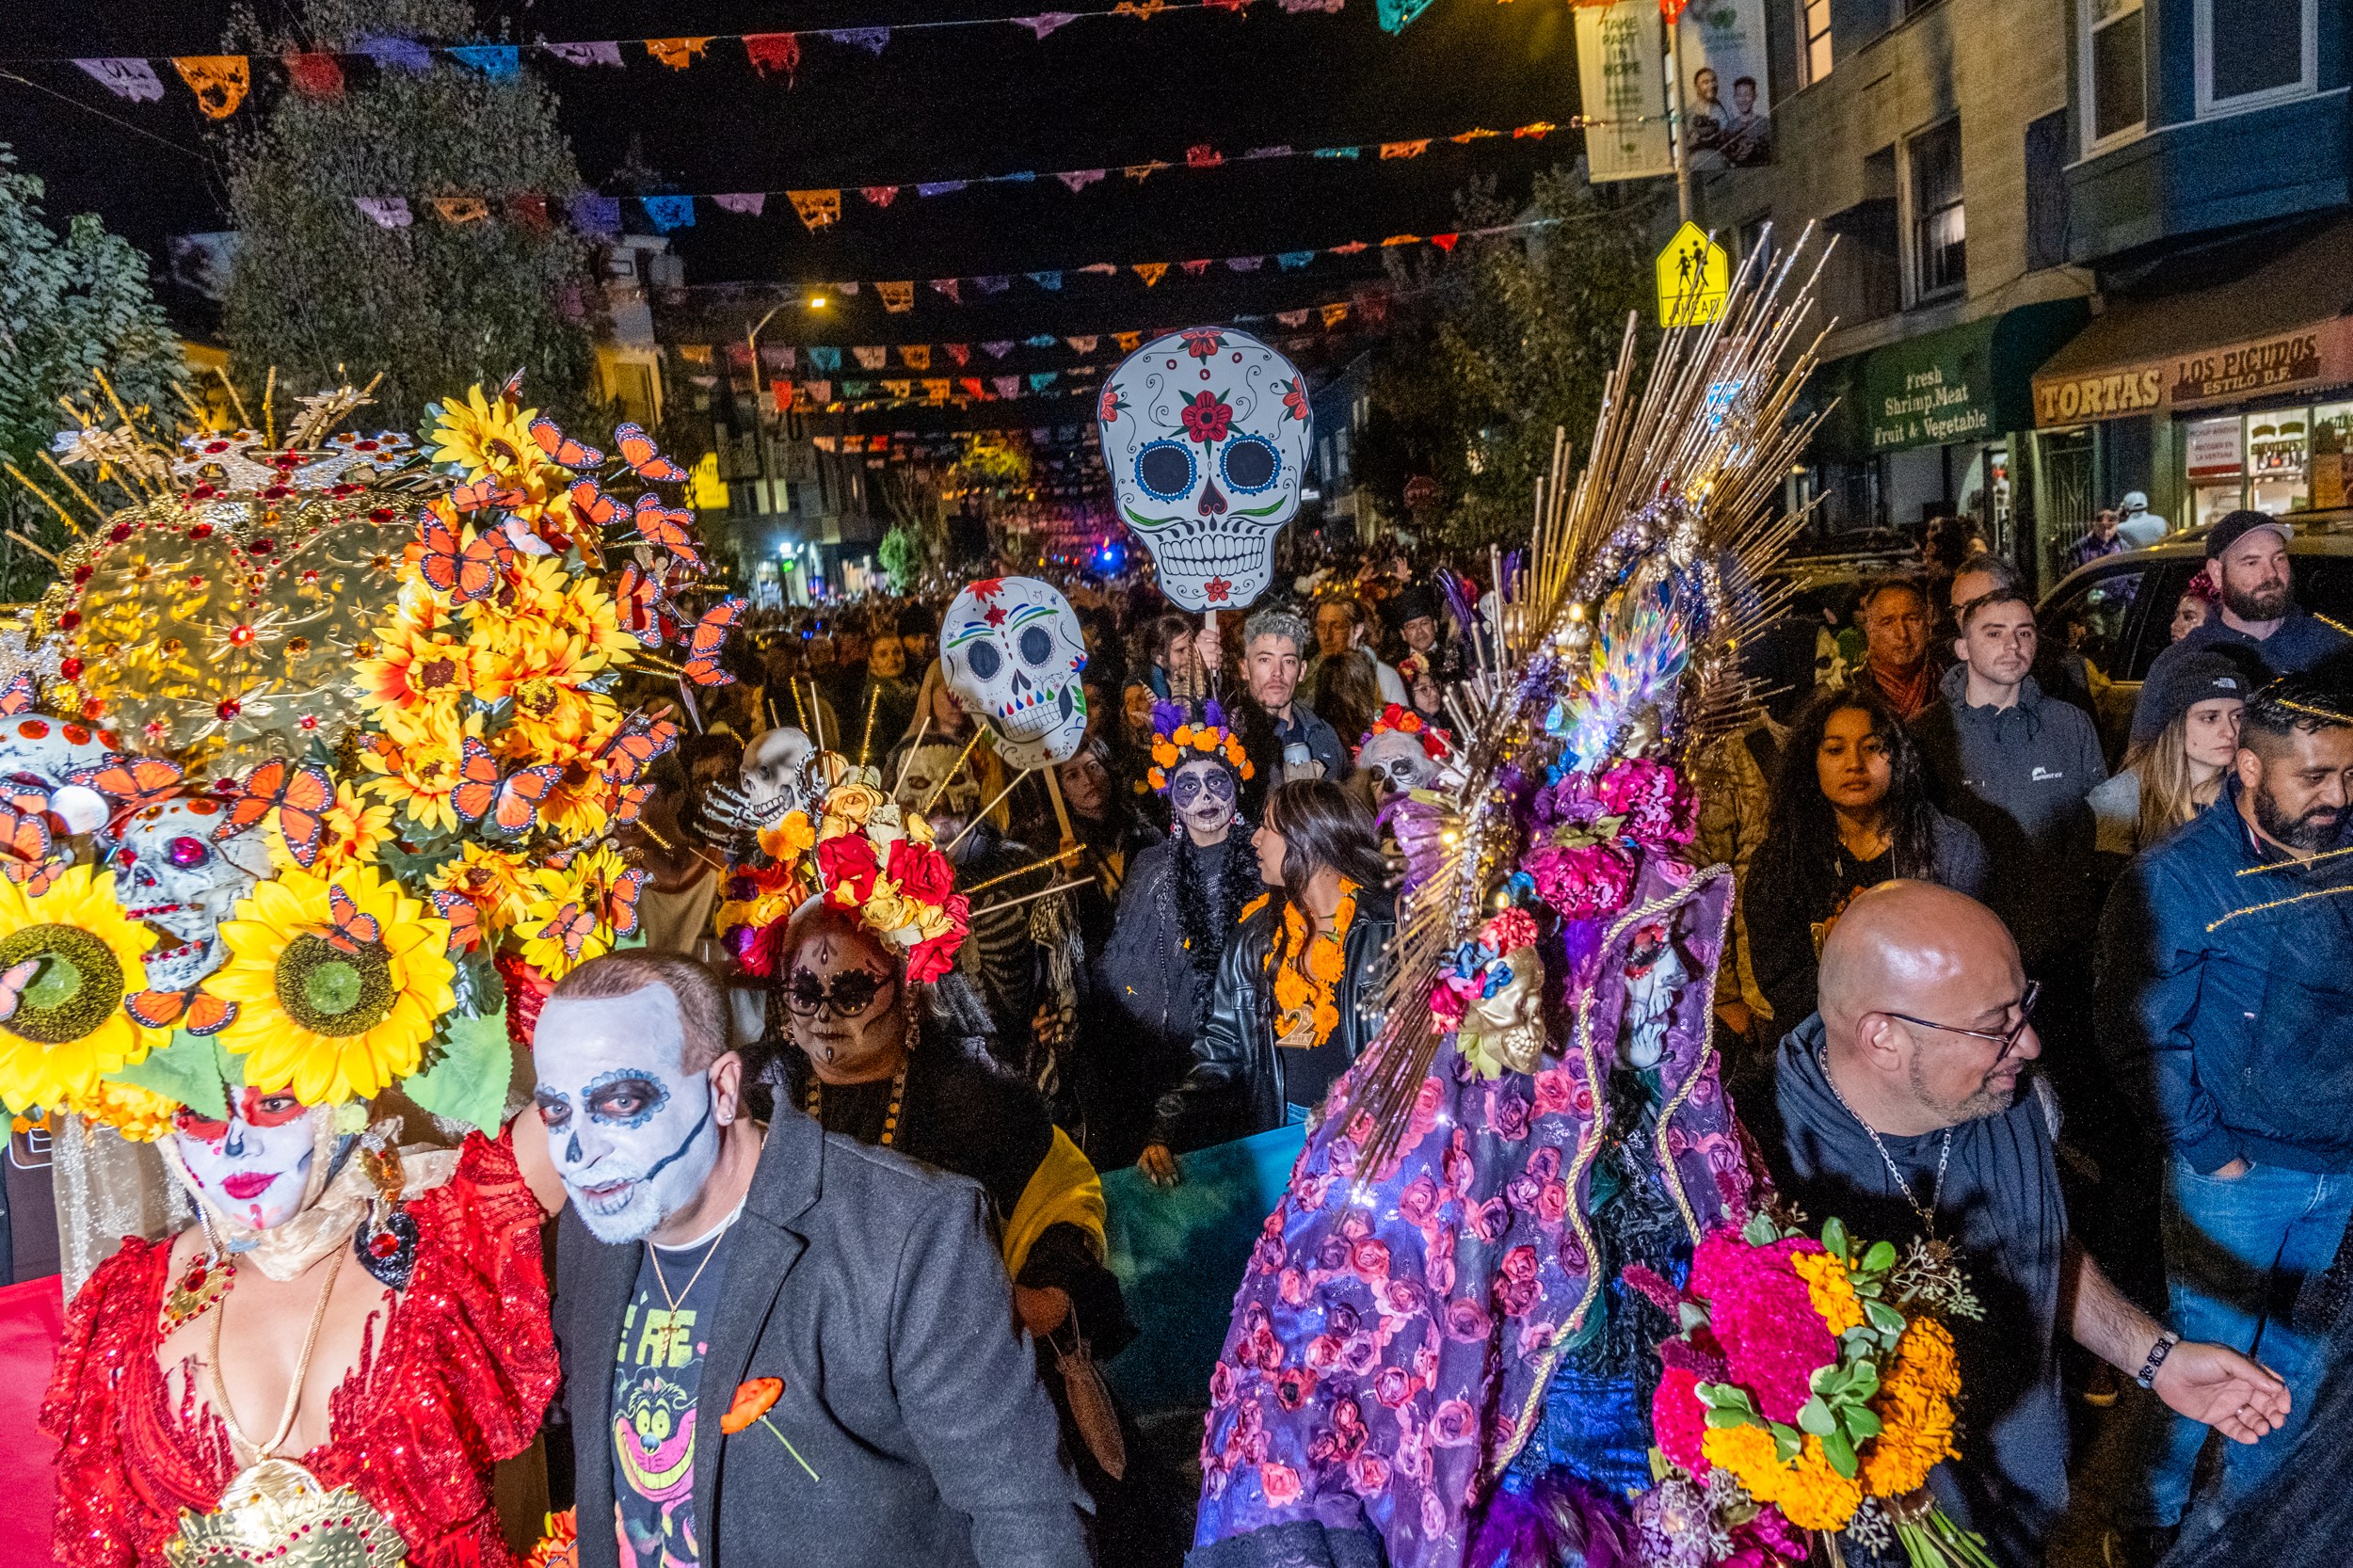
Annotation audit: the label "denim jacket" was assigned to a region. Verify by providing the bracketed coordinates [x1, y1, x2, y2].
[2096, 779, 2353, 1175]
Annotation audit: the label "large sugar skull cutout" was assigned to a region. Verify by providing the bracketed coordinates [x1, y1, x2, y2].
[110, 797, 275, 993]
[739, 727, 815, 824]
[941, 577, 1089, 769]
[1099, 328, 1311, 611]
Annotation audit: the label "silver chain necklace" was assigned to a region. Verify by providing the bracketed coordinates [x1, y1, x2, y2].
[1817, 1040, 1952, 1240]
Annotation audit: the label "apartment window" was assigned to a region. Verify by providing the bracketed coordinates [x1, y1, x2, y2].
[2197, 0, 2315, 113]
[2082, 0, 2147, 148]
[1797, 0, 1833, 86]
[1905, 120, 1965, 302]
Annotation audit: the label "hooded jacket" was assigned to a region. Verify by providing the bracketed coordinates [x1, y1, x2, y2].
[1911, 664, 2106, 964]
[1148, 885, 1395, 1150]
[2097, 777, 2353, 1175]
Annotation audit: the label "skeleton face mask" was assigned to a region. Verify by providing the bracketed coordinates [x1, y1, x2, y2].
[1357, 730, 1444, 802]
[110, 797, 276, 993]
[941, 577, 1089, 769]
[533, 986, 722, 1244]
[0, 712, 119, 835]
[1170, 756, 1239, 842]
[1618, 921, 1690, 1070]
[1100, 328, 1311, 611]
[170, 1089, 327, 1232]
[738, 728, 815, 824]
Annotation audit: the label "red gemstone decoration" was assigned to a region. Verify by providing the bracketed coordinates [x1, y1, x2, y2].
[59, 658, 83, 680]
[57, 611, 81, 631]
[216, 699, 242, 720]
[72, 565, 92, 584]
[190, 523, 214, 539]
[107, 523, 132, 543]
[249, 538, 276, 555]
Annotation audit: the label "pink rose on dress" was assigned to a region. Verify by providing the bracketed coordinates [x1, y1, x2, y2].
[1532, 1067, 1576, 1117]
[1350, 1238, 1392, 1279]
[1429, 1399, 1480, 1447]
[1259, 1461, 1303, 1507]
[1348, 1452, 1394, 1496]
[1373, 1365, 1418, 1408]
[1442, 1296, 1493, 1342]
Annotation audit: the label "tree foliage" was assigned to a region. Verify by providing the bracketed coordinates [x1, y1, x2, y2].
[1353, 169, 1656, 549]
[219, 0, 595, 431]
[0, 147, 184, 600]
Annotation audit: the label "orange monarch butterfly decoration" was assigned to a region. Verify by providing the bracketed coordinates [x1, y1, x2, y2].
[430, 888, 485, 954]
[0, 673, 35, 716]
[450, 735, 564, 836]
[417, 514, 510, 603]
[0, 803, 56, 894]
[632, 494, 705, 573]
[595, 712, 680, 787]
[532, 900, 600, 967]
[449, 478, 527, 516]
[585, 863, 649, 940]
[212, 760, 336, 867]
[72, 756, 187, 819]
[124, 985, 237, 1035]
[568, 477, 626, 530]
[607, 780, 654, 828]
[613, 422, 689, 484]
[322, 884, 383, 955]
[680, 599, 747, 687]
[529, 417, 603, 470]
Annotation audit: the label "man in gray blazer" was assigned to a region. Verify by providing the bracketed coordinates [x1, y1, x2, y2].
[532, 950, 1092, 1568]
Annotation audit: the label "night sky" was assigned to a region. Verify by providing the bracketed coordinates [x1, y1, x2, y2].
[2, 1, 1585, 385]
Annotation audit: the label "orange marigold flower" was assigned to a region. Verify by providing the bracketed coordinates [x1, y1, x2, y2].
[1701, 1424, 1864, 1532]
[1791, 1248, 1866, 1337]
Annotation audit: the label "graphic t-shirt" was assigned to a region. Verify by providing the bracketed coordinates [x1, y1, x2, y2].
[612, 1225, 734, 1568]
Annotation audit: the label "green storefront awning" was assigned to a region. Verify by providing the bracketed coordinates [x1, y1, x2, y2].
[1804, 297, 2092, 462]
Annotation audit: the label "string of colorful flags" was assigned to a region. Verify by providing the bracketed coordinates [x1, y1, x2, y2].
[331, 119, 1566, 236]
[59, 8, 1360, 119]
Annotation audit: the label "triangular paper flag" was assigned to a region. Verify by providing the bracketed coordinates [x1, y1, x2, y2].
[945, 344, 971, 366]
[1133, 263, 1169, 287]
[853, 346, 888, 371]
[1277, 250, 1316, 269]
[862, 185, 902, 207]
[787, 190, 841, 231]
[353, 197, 413, 229]
[73, 58, 164, 102]
[923, 379, 952, 404]
[882, 379, 913, 399]
[645, 38, 712, 70]
[803, 380, 833, 405]
[1276, 309, 1309, 328]
[568, 194, 621, 235]
[765, 345, 796, 370]
[641, 195, 695, 231]
[974, 276, 1012, 295]
[1329, 240, 1369, 255]
[1379, 139, 1430, 159]
[1123, 161, 1171, 183]
[877, 281, 914, 312]
[170, 56, 249, 119]
[834, 282, 860, 296]
[1450, 127, 1499, 142]
[1226, 256, 1265, 272]
[354, 36, 430, 72]
[281, 50, 344, 98]
[1028, 373, 1059, 392]
[1321, 302, 1349, 328]
[808, 347, 841, 372]
[993, 376, 1021, 399]
[1028, 271, 1064, 291]
[983, 341, 1015, 359]
[961, 377, 987, 400]
[1056, 169, 1106, 193]
[1186, 144, 1225, 169]
[1513, 120, 1557, 138]
[1015, 11, 1081, 36]
[933, 279, 963, 303]
[507, 193, 550, 230]
[901, 345, 932, 370]
[712, 193, 765, 216]
[824, 28, 893, 54]
[1432, 232, 1460, 251]
[1113, 330, 1143, 351]
[1180, 259, 1211, 277]
[1065, 336, 1098, 353]
[549, 41, 625, 66]
[430, 196, 490, 224]
[744, 33, 801, 79]
[448, 44, 520, 77]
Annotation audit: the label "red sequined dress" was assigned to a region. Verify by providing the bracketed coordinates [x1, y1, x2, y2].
[39, 1131, 558, 1568]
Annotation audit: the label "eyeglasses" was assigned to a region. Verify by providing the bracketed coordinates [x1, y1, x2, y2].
[784, 968, 895, 1018]
[1885, 980, 2040, 1061]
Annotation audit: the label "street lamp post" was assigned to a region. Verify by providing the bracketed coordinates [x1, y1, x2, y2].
[745, 304, 786, 516]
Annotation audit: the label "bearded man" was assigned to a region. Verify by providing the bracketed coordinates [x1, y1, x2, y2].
[534, 950, 1089, 1568]
[2129, 510, 2352, 747]
[2098, 673, 2353, 1552]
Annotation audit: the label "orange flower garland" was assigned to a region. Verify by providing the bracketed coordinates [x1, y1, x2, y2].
[1267, 880, 1356, 1048]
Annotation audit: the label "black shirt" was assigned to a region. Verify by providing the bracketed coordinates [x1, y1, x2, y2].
[612, 1222, 737, 1567]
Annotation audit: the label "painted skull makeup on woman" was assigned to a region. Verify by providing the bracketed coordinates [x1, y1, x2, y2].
[786, 919, 909, 1084]
[1618, 920, 1691, 1070]
[1170, 755, 1239, 845]
[170, 1089, 327, 1231]
[532, 984, 726, 1244]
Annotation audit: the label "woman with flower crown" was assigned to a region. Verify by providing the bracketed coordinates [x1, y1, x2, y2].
[1091, 700, 1261, 1168]
[1138, 778, 1392, 1187]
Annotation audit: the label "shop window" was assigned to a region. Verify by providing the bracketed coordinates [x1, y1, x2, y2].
[2024, 112, 2071, 269]
[2082, 0, 2147, 150]
[2185, 414, 2245, 526]
[2314, 403, 2353, 511]
[1904, 120, 1965, 304]
[1797, 0, 1833, 87]
[2196, 0, 2314, 115]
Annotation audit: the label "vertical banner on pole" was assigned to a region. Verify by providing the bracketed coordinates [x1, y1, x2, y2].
[1575, 0, 1673, 183]
[1677, 0, 1775, 169]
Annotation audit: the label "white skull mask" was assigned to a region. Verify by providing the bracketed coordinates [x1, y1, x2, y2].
[110, 798, 274, 992]
[1099, 328, 1311, 611]
[1617, 920, 1691, 1070]
[0, 712, 121, 834]
[941, 577, 1089, 769]
[1357, 730, 1445, 800]
[739, 727, 815, 822]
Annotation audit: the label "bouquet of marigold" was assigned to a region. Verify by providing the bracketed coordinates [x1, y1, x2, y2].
[1641, 1212, 1995, 1567]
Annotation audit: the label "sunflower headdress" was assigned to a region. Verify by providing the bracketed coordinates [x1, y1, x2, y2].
[1146, 698, 1254, 793]
[1, 376, 741, 1145]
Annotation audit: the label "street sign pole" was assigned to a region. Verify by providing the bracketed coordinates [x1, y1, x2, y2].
[1662, 8, 1692, 223]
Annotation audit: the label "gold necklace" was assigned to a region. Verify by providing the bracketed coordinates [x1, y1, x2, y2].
[806, 1057, 910, 1147]
[648, 1213, 738, 1312]
[207, 1238, 348, 1464]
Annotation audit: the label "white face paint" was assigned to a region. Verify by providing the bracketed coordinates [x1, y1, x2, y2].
[1169, 755, 1239, 842]
[532, 986, 721, 1244]
[1618, 923, 1691, 1070]
[1356, 730, 1443, 801]
[170, 1089, 325, 1232]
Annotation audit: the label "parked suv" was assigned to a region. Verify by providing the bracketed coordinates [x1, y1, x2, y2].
[2038, 518, 2353, 756]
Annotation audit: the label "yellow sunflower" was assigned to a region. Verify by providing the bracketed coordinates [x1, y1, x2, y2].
[360, 724, 464, 835]
[427, 383, 539, 481]
[211, 865, 456, 1107]
[515, 846, 631, 979]
[354, 618, 474, 740]
[266, 783, 394, 879]
[0, 865, 167, 1113]
[426, 841, 536, 932]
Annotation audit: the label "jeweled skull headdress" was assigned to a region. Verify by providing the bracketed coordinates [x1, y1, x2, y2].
[1099, 328, 1312, 611]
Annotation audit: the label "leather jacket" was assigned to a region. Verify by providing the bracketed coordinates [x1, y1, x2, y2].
[1148, 885, 1396, 1150]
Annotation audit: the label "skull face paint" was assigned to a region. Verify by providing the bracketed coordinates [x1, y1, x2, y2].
[1169, 755, 1239, 843]
[941, 576, 1089, 769]
[110, 797, 276, 993]
[1356, 730, 1444, 802]
[1100, 328, 1311, 611]
[532, 985, 720, 1244]
[170, 1089, 325, 1231]
[1618, 920, 1690, 1070]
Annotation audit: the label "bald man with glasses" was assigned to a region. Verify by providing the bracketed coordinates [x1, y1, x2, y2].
[1748, 880, 2287, 1568]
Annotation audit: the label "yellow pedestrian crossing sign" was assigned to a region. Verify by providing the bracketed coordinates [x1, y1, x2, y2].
[1656, 221, 1729, 327]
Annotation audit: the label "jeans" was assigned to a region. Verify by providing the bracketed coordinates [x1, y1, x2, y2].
[2121, 1155, 2353, 1526]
